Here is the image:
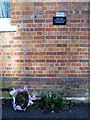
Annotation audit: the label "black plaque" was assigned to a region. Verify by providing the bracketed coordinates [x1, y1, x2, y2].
[53, 17, 66, 25]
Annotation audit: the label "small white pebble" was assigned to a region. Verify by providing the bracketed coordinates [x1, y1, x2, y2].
[51, 111, 54, 113]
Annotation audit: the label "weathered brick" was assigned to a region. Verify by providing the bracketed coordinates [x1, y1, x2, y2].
[47, 74, 56, 77]
[35, 52, 45, 55]
[80, 36, 88, 39]
[23, 20, 33, 23]
[58, 28, 68, 31]
[34, 36, 44, 39]
[46, 60, 56, 62]
[36, 74, 46, 77]
[35, 28, 45, 31]
[46, 10, 55, 14]
[79, 60, 89, 62]
[36, 67, 46, 70]
[34, 2, 44, 6]
[6, 74, 14, 76]
[46, 44, 56, 47]
[57, 44, 67, 47]
[46, 28, 57, 31]
[57, 60, 67, 62]
[45, 36, 56, 39]
[34, 44, 44, 47]
[35, 60, 45, 62]
[57, 52, 67, 55]
[34, 20, 45, 23]
[47, 52, 56, 55]
[68, 60, 78, 62]
[70, 20, 80, 23]
[45, 2, 56, 6]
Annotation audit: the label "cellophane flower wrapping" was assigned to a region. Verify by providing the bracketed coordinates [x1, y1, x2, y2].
[10, 85, 36, 111]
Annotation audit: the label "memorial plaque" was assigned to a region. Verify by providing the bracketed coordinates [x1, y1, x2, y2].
[53, 17, 66, 25]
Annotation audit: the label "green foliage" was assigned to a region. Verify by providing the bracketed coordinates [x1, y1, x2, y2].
[15, 91, 29, 109]
[2, 91, 11, 99]
[33, 92, 71, 113]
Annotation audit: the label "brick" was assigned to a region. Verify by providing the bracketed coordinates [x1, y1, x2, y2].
[69, 44, 79, 47]
[3, 52, 13, 55]
[58, 28, 68, 31]
[57, 52, 67, 55]
[34, 36, 44, 39]
[22, 2, 33, 6]
[46, 11, 55, 14]
[79, 60, 89, 62]
[68, 60, 78, 62]
[25, 52, 35, 55]
[34, 2, 44, 6]
[47, 74, 56, 77]
[57, 2, 68, 6]
[13, 45, 22, 47]
[25, 60, 34, 62]
[23, 20, 33, 23]
[15, 74, 25, 77]
[23, 11, 33, 15]
[37, 32, 43, 35]
[46, 28, 57, 31]
[46, 19, 52, 23]
[78, 74, 89, 77]
[80, 44, 88, 47]
[36, 67, 46, 70]
[69, 28, 80, 31]
[34, 20, 45, 23]
[47, 52, 57, 55]
[35, 28, 45, 31]
[46, 44, 56, 47]
[25, 67, 29, 70]
[57, 44, 67, 47]
[61, 63, 66, 66]
[37, 71, 43, 74]
[3, 45, 11, 48]
[81, 11, 89, 14]
[42, 6, 47, 11]
[6, 74, 14, 76]
[35, 60, 45, 62]
[68, 74, 77, 77]
[70, 36, 79, 39]
[25, 74, 35, 77]
[34, 44, 44, 47]
[57, 60, 67, 62]
[15, 60, 24, 62]
[35, 52, 45, 55]
[81, 28, 88, 31]
[70, 20, 80, 23]
[79, 67, 89, 70]
[46, 60, 56, 62]
[80, 52, 88, 55]
[36, 74, 46, 77]
[45, 2, 56, 5]
[80, 36, 88, 39]
[45, 36, 56, 39]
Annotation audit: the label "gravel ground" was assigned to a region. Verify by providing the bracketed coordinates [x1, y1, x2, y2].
[1, 101, 90, 120]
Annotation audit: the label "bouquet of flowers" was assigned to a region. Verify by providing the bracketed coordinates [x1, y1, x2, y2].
[10, 86, 36, 111]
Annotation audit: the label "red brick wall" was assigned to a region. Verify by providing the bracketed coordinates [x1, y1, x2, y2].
[1, 1, 89, 96]
[10, 2, 89, 78]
